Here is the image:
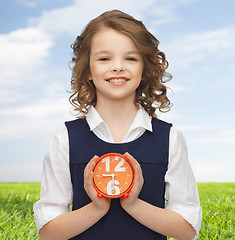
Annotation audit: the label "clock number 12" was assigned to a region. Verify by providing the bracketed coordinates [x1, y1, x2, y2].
[102, 156, 126, 172]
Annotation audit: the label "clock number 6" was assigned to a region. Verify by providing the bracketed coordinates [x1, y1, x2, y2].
[107, 180, 120, 195]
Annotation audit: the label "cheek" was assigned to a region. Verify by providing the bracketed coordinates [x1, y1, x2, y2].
[90, 64, 105, 79]
[133, 64, 144, 79]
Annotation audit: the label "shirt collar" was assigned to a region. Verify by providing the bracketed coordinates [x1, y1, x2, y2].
[86, 106, 153, 132]
[128, 107, 152, 132]
[86, 106, 105, 131]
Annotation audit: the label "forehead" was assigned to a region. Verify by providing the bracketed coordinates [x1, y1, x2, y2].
[90, 27, 140, 54]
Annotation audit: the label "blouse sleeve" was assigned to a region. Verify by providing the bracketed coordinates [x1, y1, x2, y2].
[33, 128, 73, 233]
[165, 127, 202, 239]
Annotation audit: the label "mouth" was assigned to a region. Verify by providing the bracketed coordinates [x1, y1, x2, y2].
[105, 77, 130, 83]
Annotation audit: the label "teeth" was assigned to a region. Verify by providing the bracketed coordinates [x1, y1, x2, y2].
[109, 79, 127, 83]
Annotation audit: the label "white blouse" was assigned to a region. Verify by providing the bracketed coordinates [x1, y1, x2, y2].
[33, 106, 202, 239]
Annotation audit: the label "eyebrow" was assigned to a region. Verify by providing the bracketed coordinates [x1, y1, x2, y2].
[94, 50, 142, 56]
[126, 51, 142, 55]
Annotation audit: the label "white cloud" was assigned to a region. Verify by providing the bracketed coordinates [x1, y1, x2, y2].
[171, 124, 235, 144]
[178, 124, 222, 132]
[145, 0, 195, 30]
[219, 129, 235, 137]
[158, 110, 184, 122]
[30, 0, 194, 36]
[164, 27, 235, 71]
[0, 98, 68, 118]
[191, 135, 235, 144]
[0, 97, 73, 140]
[0, 163, 42, 182]
[1, 160, 233, 182]
[166, 84, 189, 98]
[0, 27, 53, 84]
[193, 162, 235, 182]
[16, 0, 38, 8]
[0, 89, 23, 103]
[188, 128, 235, 144]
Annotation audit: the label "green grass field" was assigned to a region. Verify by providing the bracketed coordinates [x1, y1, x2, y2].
[0, 182, 234, 239]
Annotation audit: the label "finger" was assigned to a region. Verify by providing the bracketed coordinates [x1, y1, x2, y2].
[124, 152, 143, 185]
[124, 152, 138, 164]
[84, 155, 99, 175]
[88, 155, 99, 167]
[124, 152, 141, 172]
[84, 158, 98, 196]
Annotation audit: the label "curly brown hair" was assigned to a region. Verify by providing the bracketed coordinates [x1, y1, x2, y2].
[69, 10, 172, 117]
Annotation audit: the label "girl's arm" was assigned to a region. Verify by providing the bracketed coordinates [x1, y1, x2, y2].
[120, 152, 196, 240]
[121, 199, 195, 240]
[34, 129, 111, 240]
[39, 202, 107, 240]
[39, 156, 111, 240]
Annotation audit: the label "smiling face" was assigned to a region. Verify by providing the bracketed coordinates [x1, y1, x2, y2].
[89, 27, 144, 105]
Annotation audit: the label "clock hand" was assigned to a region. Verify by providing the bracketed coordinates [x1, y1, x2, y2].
[102, 174, 116, 178]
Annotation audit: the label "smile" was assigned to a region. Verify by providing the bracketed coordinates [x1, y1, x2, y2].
[105, 77, 129, 83]
[108, 79, 128, 83]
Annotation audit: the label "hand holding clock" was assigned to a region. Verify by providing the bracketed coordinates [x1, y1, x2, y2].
[120, 152, 144, 210]
[85, 153, 195, 239]
[84, 152, 144, 214]
[84, 155, 111, 214]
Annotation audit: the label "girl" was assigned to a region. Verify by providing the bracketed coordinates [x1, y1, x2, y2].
[34, 10, 202, 240]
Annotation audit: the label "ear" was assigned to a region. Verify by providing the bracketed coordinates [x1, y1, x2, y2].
[88, 72, 92, 81]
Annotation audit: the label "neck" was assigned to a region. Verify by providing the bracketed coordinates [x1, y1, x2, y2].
[95, 98, 138, 143]
[96, 98, 138, 123]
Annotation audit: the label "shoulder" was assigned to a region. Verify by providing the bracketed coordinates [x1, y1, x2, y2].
[168, 127, 189, 162]
[50, 126, 69, 150]
[169, 127, 187, 146]
[53, 118, 88, 147]
[65, 117, 86, 125]
[151, 118, 188, 151]
[152, 117, 173, 129]
[44, 126, 70, 167]
[151, 118, 185, 143]
[65, 118, 87, 131]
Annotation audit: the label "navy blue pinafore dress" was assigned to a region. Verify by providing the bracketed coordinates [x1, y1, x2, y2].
[65, 117, 172, 240]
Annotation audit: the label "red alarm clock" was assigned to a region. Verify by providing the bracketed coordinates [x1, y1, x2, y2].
[93, 153, 134, 198]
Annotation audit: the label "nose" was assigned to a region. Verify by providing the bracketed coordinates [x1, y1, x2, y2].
[111, 60, 124, 73]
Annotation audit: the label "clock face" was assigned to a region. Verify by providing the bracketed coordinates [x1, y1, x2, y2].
[93, 153, 134, 198]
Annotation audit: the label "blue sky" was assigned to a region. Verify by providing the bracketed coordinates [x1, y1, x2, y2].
[0, 0, 234, 182]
